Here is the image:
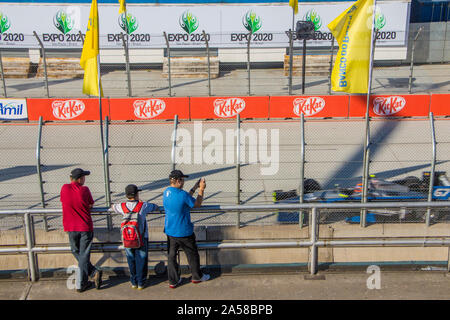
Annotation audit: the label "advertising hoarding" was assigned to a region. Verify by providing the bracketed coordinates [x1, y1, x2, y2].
[0, 99, 28, 120]
[0, 2, 410, 49]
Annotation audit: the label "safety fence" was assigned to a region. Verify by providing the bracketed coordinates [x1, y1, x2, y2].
[0, 113, 450, 230]
[0, 201, 449, 282]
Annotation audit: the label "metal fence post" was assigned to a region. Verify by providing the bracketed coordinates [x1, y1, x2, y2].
[36, 116, 48, 232]
[171, 114, 179, 171]
[247, 31, 252, 96]
[299, 113, 305, 228]
[309, 207, 318, 275]
[236, 114, 241, 228]
[288, 29, 294, 95]
[447, 246, 450, 273]
[104, 116, 112, 230]
[360, 30, 377, 228]
[301, 38, 307, 95]
[163, 32, 172, 97]
[409, 27, 423, 94]
[33, 31, 49, 98]
[0, 50, 7, 98]
[426, 112, 437, 226]
[121, 33, 132, 97]
[444, 17, 449, 63]
[203, 30, 211, 96]
[328, 38, 335, 95]
[24, 212, 38, 282]
[361, 115, 371, 228]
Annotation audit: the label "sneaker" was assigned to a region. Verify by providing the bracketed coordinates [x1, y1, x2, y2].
[137, 286, 144, 290]
[131, 284, 138, 289]
[169, 278, 182, 289]
[76, 282, 93, 293]
[93, 269, 103, 289]
[191, 273, 210, 284]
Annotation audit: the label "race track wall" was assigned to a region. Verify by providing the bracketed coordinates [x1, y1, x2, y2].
[1, 93, 449, 122]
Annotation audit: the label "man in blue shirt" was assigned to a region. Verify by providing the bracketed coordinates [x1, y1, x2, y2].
[163, 170, 210, 288]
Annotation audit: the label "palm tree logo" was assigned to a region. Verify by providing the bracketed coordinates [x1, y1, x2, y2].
[54, 10, 74, 34]
[179, 11, 199, 34]
[243, 11, 262, 33]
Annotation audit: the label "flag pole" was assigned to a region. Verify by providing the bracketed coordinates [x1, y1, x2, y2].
[98, 54, 104, 155]
[97, 7, 104, 157]
[288, 7, 295, 95]
[96, 7, 109, 208]
[361, 0, 377, 227]
[365, 0, 377, 118]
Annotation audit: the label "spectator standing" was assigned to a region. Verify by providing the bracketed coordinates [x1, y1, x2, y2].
[112, 184, 159, 290]
[163, 170, 210, 288]
[60, 168, 102, 292]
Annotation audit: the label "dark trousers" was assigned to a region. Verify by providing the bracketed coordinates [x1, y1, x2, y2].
[68, 231, 96, 288]
[125, 239, 149, 287]
[167, 233, 203, 285]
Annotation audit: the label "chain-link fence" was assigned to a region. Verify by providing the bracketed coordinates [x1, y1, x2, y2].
[0, 23, 449, 99]
[0, 116, 449, 231]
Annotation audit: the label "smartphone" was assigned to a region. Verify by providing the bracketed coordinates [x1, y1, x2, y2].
[193, 178, 201, 189]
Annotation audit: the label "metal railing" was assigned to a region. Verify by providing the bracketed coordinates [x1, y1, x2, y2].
[0, 201, 449, 282]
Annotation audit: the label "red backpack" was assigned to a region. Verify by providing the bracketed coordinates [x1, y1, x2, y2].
[120, 202, 144, 249]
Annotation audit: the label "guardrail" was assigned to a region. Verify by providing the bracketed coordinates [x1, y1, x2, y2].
[1, 201, 449, 282]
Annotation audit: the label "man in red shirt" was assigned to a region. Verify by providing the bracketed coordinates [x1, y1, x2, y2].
[60, 168, 102, 292]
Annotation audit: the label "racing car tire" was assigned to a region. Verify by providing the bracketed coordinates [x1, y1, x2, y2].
[304, 179, 321, 193]
[408, 183, 423, 192]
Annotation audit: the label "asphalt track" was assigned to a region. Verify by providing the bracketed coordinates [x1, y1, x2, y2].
[2, 63, 450, 98]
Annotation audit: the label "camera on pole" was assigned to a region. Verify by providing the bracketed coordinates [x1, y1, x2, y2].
[296, 20, 315, 40]
[295, 21, 315, 94]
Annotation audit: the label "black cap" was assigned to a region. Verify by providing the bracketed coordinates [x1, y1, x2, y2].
[169, 170, 189, 180]
[70, 168, 91, 180]
[125, 184, 142, 197]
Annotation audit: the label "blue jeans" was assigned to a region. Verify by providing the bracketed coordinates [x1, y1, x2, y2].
[125, 238, 148, 287]
[68, 231, 96, 288]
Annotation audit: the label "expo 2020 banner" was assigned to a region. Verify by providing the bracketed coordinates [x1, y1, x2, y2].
[0, 2, 410, 49]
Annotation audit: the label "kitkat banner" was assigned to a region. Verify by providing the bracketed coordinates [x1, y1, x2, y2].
[269, 95, 349, 118]
[27, 98, 110, 121]
[24, 94, 444, 122]
[190, 96, 269, 119]
[349, 94, 430, 117]
[109, 97, 189, 120]
[430, 94, 450, 117]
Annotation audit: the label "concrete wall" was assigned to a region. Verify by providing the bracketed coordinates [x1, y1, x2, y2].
[1, 222, 449, 273]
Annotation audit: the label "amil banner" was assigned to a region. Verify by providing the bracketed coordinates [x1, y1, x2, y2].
[0, 99, 28, 120]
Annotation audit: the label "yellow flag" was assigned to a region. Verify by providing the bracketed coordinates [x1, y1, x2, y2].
[80, 0, 103, 97]
[119, 0, 126, 14]
[328, 0, 374, 93]
[289, 0, 298, 15]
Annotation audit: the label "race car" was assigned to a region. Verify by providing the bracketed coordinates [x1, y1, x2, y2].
[272, 171, 450, 223]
